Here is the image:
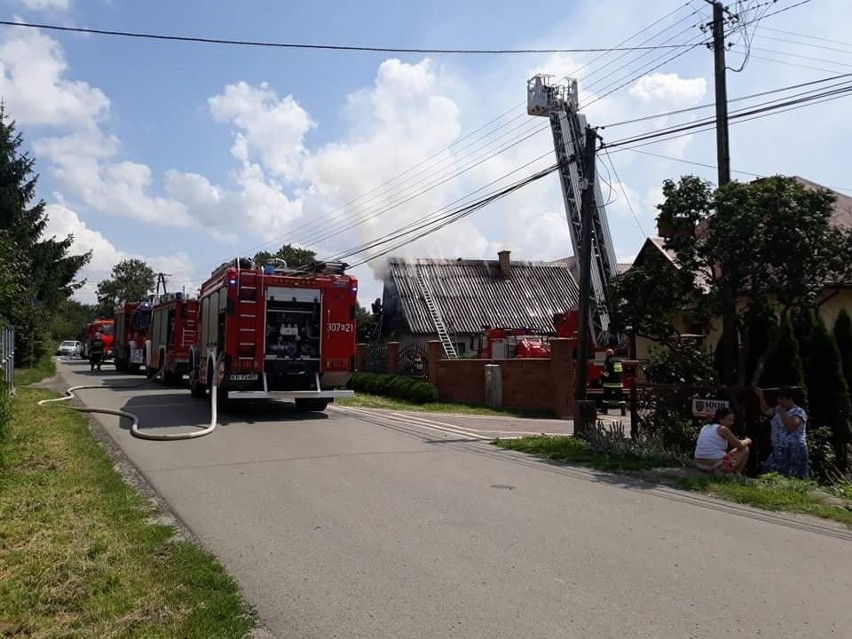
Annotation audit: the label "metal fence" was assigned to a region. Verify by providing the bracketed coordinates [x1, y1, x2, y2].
[1, 325, 14, 395]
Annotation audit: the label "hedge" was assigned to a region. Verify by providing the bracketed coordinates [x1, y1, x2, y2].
[347, 372, 438, 404]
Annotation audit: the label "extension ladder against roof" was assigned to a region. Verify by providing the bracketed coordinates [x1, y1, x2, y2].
[415, 268, 458, 359]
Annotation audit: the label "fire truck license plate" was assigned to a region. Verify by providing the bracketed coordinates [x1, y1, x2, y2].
[325, 359, 349, 371]
[229, 373, 259, 381]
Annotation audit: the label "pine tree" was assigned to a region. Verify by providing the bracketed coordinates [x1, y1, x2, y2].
[0, 106, 91, 364]
[805, 317, 852, 472]
[791, 305, 815, 364]
[760, 314, 804, 392]
[834, 308, 852, 399]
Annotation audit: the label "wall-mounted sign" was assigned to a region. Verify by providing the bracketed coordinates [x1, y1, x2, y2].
[691, 398, 730, 419]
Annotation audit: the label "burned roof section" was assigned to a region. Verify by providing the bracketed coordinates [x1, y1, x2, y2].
[383, 254, 580, 335]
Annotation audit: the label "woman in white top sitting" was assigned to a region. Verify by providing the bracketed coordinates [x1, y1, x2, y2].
[693, 407, 751, 474]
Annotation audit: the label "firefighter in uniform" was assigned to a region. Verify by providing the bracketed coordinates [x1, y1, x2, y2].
[601, 348, 626, 415]
[89, 332, 105, 372]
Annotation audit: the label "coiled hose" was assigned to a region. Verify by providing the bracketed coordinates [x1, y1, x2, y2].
[38, 357, 219, 441]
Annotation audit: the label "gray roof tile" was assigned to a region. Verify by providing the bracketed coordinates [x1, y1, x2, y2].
[385, 257, 579, 335]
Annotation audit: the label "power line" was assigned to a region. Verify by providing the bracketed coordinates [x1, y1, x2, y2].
[329, 152, 555, 262]
[601, 70, 852, 129]
[622, 148, 852, 195]
[601, 147, 648, 236]
[604, 81, 852, 152]
[340, 161, 560, 267]
[0, 19, 701, 54]
[761, 26, 852, 49]
[246, 3, 707, 255]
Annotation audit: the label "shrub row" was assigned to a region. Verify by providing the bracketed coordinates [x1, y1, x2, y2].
[348, 372, 438, 404]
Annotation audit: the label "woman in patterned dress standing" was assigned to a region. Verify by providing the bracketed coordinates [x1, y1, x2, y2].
[754, 386, 809, 478]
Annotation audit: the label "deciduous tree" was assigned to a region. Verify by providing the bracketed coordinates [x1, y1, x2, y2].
[253, 244, 316, 269]
[95, 259, 156, 316]
[614, 175, 851, 385]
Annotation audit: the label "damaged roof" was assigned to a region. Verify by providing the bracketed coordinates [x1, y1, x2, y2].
[384, 256, 579, 335]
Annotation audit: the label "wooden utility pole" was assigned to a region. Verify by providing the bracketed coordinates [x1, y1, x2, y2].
[711, 0, 731, 187]
[573, 126, 598, 436]
[708, 0, 736, 385]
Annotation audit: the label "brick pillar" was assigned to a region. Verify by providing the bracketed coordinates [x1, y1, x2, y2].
[387, 341, 400, 374]
[427, 340, 443, 386]
[355, 343, 367, 372]
[549, 338, 575, 420]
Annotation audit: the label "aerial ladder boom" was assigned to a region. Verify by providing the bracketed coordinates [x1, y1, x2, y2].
[527, 75, 618, 347]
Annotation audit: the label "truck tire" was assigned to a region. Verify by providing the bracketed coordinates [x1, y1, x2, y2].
[189, 363, 206, 399]
[295, 399, 329, 412]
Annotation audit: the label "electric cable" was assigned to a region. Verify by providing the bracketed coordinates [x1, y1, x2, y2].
[338, 80, 852, 266]
[0, 19, 700, 54]
[244, 2, 707, 254]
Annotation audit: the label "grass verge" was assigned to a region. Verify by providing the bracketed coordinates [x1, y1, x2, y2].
[675, 473, 852, 527]
[493, 435, 684, 472]
[0, 387, 255, 638]
[494, 435, 852, 527]
[337, 392, 554, 419]
[13, 353, 57, 387]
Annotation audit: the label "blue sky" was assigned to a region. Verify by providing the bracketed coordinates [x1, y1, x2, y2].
[2, 0, 851, 306]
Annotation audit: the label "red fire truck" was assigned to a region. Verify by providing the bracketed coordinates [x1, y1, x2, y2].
[145, 292, 199, 385]
[187, 257, 357, 411]
[477, 327, 551, 359]
[80, 318, 115, 361]
[114, 300, 153, 374]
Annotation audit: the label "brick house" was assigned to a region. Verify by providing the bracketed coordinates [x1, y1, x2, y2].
[379, 251, 580, 356]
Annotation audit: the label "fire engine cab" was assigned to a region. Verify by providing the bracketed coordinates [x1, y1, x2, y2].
[114, 301, 153, 374]
[145, 292, 199, 385]
[80, 318, 114, 361]
[188, 257, 357, 411]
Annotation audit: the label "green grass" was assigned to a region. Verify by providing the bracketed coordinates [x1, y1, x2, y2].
[0, 387, 255, 638]
[13, 353, 57, 387]
[337, 392, 554, 419]
[494, 436, 852, 527]
[676, 473, 852, 527]
[493, 435, 684, 472]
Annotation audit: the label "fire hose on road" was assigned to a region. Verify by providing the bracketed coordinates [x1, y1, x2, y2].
[38, 355, 220, 441]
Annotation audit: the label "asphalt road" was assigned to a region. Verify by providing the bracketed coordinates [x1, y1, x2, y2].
[47, 358, 852, 638]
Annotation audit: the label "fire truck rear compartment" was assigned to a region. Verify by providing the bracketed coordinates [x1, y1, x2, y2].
[262, 288, 321, 391]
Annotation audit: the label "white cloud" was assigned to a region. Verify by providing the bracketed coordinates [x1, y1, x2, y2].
[0, 26, 108, 129]
[629, 72, 707, 107]
[20, 0, 70, 11]
[42, 203, 196, 303]
[209, 81, 314, 178]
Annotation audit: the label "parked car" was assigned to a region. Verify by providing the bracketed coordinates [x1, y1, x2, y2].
[56, 340, 81, 357]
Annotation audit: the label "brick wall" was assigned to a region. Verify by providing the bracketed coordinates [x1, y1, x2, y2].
[501, 359, 553, 410]
[434, 359, 487, 405]
[427, 339, 576, 418]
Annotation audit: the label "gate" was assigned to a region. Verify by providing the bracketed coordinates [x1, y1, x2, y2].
[362, 342, 389, 373]
[1, 325, 14, 395]
[397, 344, 429, 380]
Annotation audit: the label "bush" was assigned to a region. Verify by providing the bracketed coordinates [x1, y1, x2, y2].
[584, 419, 687, 467]
[348, 372, 438, 404]
[635, 397, 701, 457]
[808, 426, 842, 484]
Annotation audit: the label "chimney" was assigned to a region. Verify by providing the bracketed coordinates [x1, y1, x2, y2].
[497, 250, 511, 278]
